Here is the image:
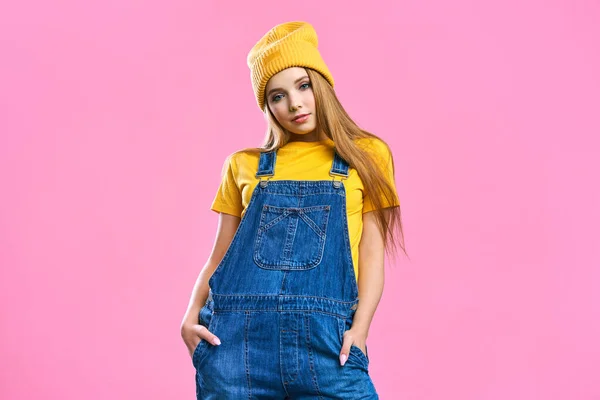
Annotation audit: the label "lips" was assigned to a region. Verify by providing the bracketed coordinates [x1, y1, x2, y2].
[292, 113, 310, 121]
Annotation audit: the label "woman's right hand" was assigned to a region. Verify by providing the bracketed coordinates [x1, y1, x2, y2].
[181, 322, 221, 358]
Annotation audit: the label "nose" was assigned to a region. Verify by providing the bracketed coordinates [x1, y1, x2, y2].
[288, 94, 301, 111]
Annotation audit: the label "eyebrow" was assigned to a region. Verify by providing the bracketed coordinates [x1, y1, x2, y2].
[266, 76, 309, 97]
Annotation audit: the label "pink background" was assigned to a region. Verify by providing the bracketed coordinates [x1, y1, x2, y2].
[1, 1, 599, 399]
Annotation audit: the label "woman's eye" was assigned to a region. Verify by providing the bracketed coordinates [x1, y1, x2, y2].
[271, 83, 309, 102]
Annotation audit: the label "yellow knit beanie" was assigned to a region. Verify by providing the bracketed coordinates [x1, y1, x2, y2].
[247, 21, 335, 111]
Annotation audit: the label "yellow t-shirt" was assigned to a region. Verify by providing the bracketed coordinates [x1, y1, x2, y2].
[210, 137, 399, 280]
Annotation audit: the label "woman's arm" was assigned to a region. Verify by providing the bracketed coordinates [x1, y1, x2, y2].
[180, 212, 241, 356]
[338, 209, 388, 366]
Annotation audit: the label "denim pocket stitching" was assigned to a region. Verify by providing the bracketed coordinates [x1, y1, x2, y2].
[257, 209, 290, 232]
[253, 205, 330, 270]
[297, 210, 328, 238]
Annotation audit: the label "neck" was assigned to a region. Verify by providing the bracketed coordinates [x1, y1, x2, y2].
[287, 130, 328, 143]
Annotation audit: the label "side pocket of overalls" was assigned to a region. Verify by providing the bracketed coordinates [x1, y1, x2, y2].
[336, 316, 370, 371]
[191, 305, 215, 369]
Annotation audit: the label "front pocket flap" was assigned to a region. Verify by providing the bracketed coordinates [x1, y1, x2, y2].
[258, 205, 291, 232]
[259, 205, 330, 235]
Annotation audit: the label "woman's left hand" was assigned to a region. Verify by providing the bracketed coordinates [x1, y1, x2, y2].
[339, 327, 367, 366]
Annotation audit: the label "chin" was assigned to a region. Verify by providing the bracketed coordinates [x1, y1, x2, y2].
[289, 132, 316, 138]
[286, 124, 317, 135]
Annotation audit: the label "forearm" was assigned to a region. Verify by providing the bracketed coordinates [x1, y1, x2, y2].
[350, 210, 387, 337]
[180, 262, 216, 328]
[351, 256, 384, 337]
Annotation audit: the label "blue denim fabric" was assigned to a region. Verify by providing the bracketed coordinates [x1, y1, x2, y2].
[193, 149, 378, 399]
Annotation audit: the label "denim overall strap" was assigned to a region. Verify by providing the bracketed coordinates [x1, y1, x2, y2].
[256, 150, 276, 178]
[330, 150, 349, 178]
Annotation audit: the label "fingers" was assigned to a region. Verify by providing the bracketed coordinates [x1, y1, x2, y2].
[195, 324, 221, 346]
[339, 337, 352, 366]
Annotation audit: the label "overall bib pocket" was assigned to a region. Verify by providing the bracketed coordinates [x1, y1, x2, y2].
[253, 204, 330, 270]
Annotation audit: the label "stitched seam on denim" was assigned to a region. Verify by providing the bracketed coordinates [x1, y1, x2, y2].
[305, 313, 324, 399]
[279, 313, 291, 397]
[194, 368, 201, 398]
[282, 319, 299, 385]
[337, 316, 344, 347]
[279, 271, 288, 303]
[212, 294, 358, 317]
[282, 214, 296, 261]
[211, 293, 357, 303]
[259, 211, 289, 232]
[258, 179, 341, 185]
[252, 205, 269, 268]
[255, 257, 322, 268]
[211, 309, 349, 319]
[298, 209, 328, 238]
[257, 264, 320, 270]
[253, 205, 276, 268]
[293, 326, 300, 383]
[312, 234, 327, 269]
[260, 192, 345, 197]
[265, 204, 331, 212]
[330, 167, 348, 174]
[339, 183, 359, 298]
[244, 311, 252, 399]
[209, 296, 357, 318]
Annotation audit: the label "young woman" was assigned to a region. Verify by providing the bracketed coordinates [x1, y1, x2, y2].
[180, 21, 406, 399]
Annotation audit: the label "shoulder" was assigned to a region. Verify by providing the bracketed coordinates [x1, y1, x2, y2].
[353, 136, 393, 161]
[222, 148, 262, 173]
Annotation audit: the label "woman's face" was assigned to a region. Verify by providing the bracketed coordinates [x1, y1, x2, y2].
[265, 67, 317, 137]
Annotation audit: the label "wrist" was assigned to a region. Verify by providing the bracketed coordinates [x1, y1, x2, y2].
[180, 313, 199, 331]
[349, 322, 370, 338]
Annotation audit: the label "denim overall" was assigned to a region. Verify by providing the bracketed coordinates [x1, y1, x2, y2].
[192, 149, 379, 399]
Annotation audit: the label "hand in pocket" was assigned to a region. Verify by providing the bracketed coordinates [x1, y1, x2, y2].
[181, 322, 221, 358]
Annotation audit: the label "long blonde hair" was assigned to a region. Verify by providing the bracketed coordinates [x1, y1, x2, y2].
[232, 68, 407, 260]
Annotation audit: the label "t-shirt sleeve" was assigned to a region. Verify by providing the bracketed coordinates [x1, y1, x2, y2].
[210, 153, 244, 217]
[362, 139, 400, 213]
